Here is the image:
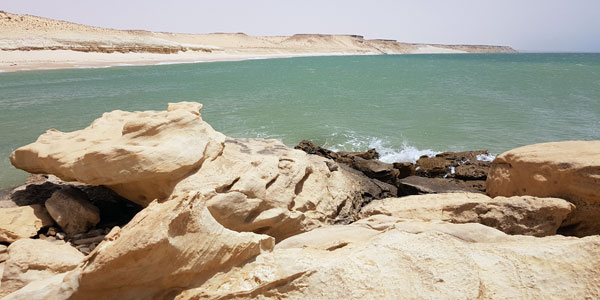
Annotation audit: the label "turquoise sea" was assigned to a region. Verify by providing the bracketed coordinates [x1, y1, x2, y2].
[1, 53, 599, 188]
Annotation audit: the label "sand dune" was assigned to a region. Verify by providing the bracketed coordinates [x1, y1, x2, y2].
[0, 11, 516, 71]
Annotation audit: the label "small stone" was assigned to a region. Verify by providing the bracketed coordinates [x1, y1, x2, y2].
[46, 227, 58, 236]
[82, 228, 105, 238]
[56, 232, 66, 240]
[45, 187, 100, 235]
[73, 235, 105, 245]
[75, 245, 91, 255]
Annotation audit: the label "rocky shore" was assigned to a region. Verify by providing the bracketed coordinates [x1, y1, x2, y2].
[0, 103, 598, 299]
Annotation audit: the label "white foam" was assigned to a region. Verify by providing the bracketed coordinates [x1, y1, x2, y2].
[378, 142, 439, 164]
[476, 153, 496, 162]
[325, 133, 439, 164]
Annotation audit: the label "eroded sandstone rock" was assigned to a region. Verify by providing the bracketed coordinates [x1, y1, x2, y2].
[45, 188, 100, 235]
[0, 239, 83, 296]
[66, 191, 274, 300]
[10, 103, 396, 241]
[11, 102, 224, 205]
[486, 141, 600, 236]
[0, 205, 54, 242]
[175, 216, 600, 300]
[360, 193, 574, 236]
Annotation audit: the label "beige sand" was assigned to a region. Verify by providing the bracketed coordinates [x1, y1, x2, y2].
[0, 11, 516, 72]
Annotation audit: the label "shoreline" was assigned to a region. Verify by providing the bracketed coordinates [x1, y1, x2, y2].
[0, 11, 517, 73]
[0, 50, 371, 73]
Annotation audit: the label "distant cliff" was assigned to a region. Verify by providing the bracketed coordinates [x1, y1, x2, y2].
[0, 11, 516, 55]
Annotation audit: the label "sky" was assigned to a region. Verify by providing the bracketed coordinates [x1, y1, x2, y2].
[3, 0, 600, 52]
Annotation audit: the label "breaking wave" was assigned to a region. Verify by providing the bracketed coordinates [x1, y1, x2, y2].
[324, 133, 439, 164]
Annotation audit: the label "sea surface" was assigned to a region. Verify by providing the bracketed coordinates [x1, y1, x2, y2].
[1, 53, 599, 188]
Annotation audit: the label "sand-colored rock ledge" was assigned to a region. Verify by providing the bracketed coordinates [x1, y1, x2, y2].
[176, 216, 600, 300]
[360, 193, 574, 236]
[0, 205, 54, 242]
[486, 141, 600, 236]
[0, 239, 83, 297]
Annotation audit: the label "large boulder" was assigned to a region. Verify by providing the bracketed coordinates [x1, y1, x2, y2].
[176, 216, 600, 300]
[486, 141, 600, 236]
[59, 191, 274, 300]
[10, 103, 396, 241]
[0, 239, 84, 296]
[0, 205, 54, 242]
[10, 102, 224, 205]
[45, 187, 100, 235]
[360, 193, 574, 236]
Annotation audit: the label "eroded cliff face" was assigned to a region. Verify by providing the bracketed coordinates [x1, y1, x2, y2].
[0, 11, 517, 55]
[4, 103, 599, 300]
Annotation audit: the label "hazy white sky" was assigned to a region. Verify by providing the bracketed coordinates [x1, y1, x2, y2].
[4, 0, 600, 52]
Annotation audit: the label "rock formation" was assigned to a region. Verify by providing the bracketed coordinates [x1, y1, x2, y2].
[295, 140, 490, 194]
[177, 216, 600, 300]
[45, 188, 100, 235]
[487, 141, 600, 236]
[0, 239, 84, 297]
[0, 205, 54, 242]
[3, 104, 599, 299]
[360, 193, 574, 236]
[10, 103, 396, 241]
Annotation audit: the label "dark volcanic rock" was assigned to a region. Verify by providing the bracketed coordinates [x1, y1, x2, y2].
[295, 140, 379, 164]
[0, 175, 64, 208]
[416, 150, 491, 180]
[295, 140, 414, 191]
[295, 141, 489, 196]
[45, 187, 100, 235]
[415, 157, 452, 177]
[397, 176, 482, 195]
[0, 174, 141, 228]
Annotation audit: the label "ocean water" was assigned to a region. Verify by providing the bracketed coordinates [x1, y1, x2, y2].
[1, 53, 599, 188]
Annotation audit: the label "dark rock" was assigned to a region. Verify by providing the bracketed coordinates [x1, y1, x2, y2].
[397, 176, 482, 195]
[351, 157, 399, 185]
[393, 162, 416, 178]
[0, 175, 64, 208]
[416, 150, 491, 180]
[415, 157, 453, 177]
[295, 140, 379, 164]
[1, 174, 141, 229]
[46, 187, 101, 235]
[295, 140, 412, 193]
[295, 140, 340, 161]
[455, 163, 489, 180]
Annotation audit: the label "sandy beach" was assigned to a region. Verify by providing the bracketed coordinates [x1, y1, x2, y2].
[0, 11, 516, 72]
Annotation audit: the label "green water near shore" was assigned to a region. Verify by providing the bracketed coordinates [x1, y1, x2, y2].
[1, 53, 599, 188]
